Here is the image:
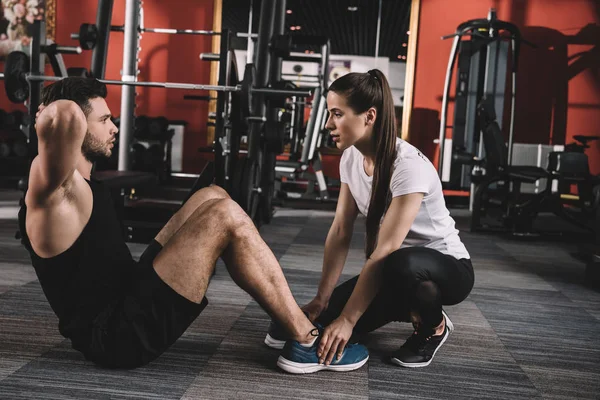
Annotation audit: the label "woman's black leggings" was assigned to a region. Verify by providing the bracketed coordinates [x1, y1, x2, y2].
[316, 247, 474, 334]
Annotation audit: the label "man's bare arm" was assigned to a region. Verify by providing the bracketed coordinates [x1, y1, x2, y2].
[28, 100, 87, 203]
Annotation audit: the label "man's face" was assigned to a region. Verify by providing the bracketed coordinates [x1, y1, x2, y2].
[82, 97, 118, 162]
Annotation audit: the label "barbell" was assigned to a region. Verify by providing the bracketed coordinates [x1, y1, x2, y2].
[1, 51, 313, 119]
[72, 23, 259, 51]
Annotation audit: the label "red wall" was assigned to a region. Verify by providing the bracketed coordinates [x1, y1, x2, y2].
[3, 1, 598, 175]
[411, 0, 600, 175]
[1, 0, 214, 172]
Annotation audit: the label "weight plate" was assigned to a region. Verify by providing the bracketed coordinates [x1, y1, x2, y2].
[239, 153, 262, 224]
[241, 64, 255, 122]
[4, 51, 30, 104]
[79, 23, 99, 51]
[261, 151, 276, 224]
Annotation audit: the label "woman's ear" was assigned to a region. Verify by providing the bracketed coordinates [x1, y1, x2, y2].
[366, 107, 377, 126]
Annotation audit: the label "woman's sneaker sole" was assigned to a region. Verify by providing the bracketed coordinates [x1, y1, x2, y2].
[264, 333, 286, 350]
[277, 355, 369, 374]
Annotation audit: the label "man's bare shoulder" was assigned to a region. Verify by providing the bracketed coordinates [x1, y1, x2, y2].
[25, 164, 93, 258]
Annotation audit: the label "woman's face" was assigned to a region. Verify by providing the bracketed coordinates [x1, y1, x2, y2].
[325, 91, 374, 151]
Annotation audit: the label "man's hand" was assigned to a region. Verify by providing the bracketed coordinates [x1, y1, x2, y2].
[301, 297, 329, 322]
[317, 316, 354, 365]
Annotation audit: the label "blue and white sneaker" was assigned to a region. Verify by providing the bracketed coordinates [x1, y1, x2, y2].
[277, 328, 369, 374]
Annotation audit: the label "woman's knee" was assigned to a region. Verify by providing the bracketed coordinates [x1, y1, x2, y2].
[383, 247, 433, 283]
[414, 280, 440, 304]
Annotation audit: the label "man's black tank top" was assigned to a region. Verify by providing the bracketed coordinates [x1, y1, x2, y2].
[18, 178, 136, 342]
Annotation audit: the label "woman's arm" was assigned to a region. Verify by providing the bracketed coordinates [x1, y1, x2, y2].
[317, 192, 424, 365]
[303, 183, 359, 320]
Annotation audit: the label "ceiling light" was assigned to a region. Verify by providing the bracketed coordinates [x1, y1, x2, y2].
[407, 31, 411, 35]
[290, 26, 296, 31]
[295, 25, 301, 30]
[347, 6, 358, 11]
[402, 43, 407, 47]
[397, 55, 402, 59]
[286, 9, 292, 14]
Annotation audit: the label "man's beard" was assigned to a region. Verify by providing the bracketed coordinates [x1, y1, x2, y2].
[82, 130, 110, 163]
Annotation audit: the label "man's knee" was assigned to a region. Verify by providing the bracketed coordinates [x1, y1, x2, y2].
[192, 185, 229, 201]
[185, 185, 230, 210]
[207, 184, 229, 199]
[195, 198, 251, 233]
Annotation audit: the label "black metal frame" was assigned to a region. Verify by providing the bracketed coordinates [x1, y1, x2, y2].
[27, 20, 47, 159]
[471, 100, 598, 237]
[213, 29, 234, 190]
[91, 0, 114, 79]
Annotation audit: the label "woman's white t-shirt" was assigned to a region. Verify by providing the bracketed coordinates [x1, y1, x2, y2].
[339, 138, 470, 260]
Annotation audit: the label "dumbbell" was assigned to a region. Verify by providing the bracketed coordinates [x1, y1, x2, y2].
[0, 138, 27, 158]
[1, 110, 28, 129]
[0, 141, 10, 158]
[12, 139, 28, 157]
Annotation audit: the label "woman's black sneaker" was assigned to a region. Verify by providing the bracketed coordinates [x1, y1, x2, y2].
[390, 310, 453, 368]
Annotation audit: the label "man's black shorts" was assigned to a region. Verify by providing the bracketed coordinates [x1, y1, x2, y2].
[83, 240, 208, 368]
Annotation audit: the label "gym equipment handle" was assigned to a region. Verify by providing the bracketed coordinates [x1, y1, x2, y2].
[42, 44, 83, 55]
[199, 53, 221, 61]
[253, 87, 312, 97]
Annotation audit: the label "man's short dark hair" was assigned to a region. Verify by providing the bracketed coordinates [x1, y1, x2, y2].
[41, 78, 108, 117]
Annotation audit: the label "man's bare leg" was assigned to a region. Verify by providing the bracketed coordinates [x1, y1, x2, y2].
[154, 185, 229, 246]
[153, 197, 315, 343]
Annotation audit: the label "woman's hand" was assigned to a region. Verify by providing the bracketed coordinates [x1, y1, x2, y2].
[301, 297, 328, 322]
[318, 316, 354, 365]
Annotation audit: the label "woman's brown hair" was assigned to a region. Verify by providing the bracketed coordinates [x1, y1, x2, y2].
[329, 69, 397, 258]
